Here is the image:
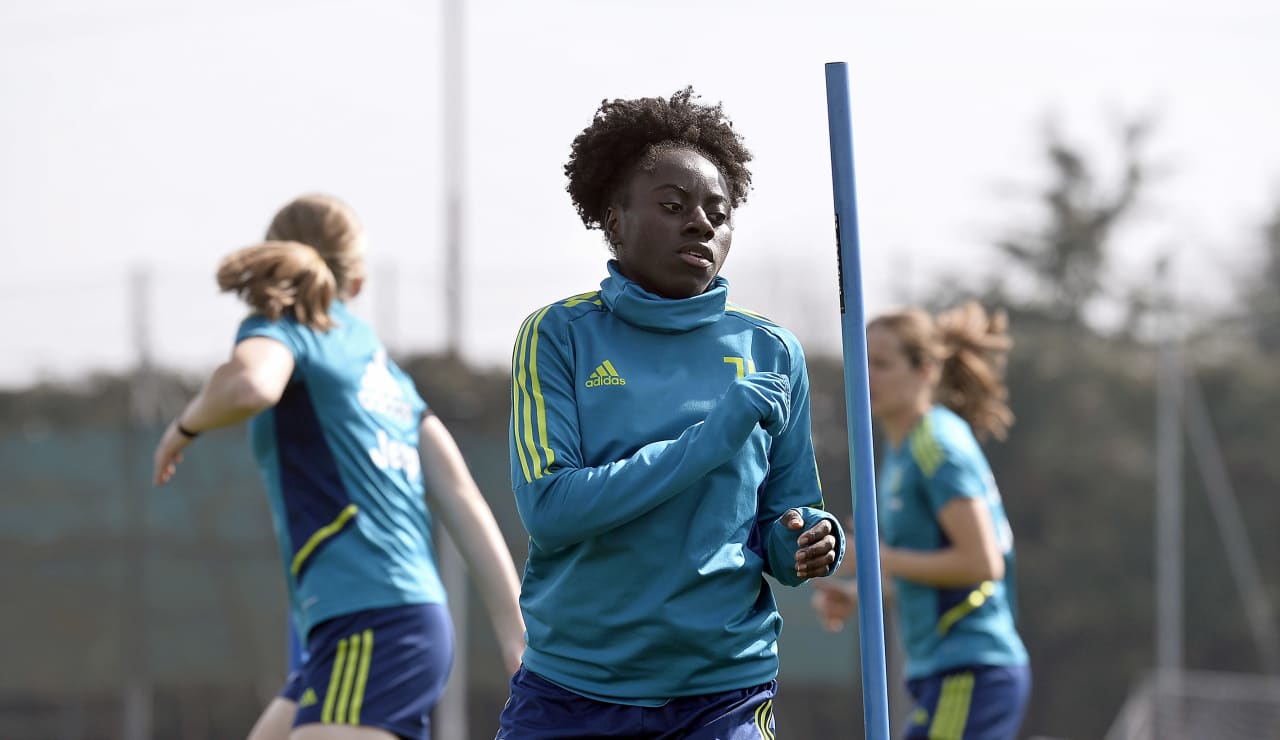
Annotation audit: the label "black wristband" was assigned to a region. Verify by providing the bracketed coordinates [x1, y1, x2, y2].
[176, 420, 200, 439]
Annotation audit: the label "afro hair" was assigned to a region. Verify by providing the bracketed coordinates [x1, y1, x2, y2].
[564, 86, 753, 231]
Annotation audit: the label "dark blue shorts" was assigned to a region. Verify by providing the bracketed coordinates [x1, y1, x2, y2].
[281, 603, 454, 740]
[287, 619, 307, 672]
[903, 664, 1030, 740]
[496, 665, 777, 739]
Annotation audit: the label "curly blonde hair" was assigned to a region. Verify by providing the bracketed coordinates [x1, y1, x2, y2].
[869, 301, 1014, 441]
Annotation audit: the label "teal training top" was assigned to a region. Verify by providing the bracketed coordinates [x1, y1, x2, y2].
[509, 262, 845, 704]
[878, 405, 1028, 679]
[238, 301, 446, 638]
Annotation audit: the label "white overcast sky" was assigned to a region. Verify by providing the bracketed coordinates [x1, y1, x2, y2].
[1, 0, 1277, 387]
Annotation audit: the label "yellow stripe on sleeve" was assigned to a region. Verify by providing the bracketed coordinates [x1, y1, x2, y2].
[515, 296, 596, 483]
[291, 504, 358, 577]
[561, 291, 601, 308]
[524, 306, 556, 479]
[909, 419, 945, 477]
[515, 307, 554, 482]
[726, 303, 773, 322]
[517, 311, 539, 481]
[511, 313, 536, 483]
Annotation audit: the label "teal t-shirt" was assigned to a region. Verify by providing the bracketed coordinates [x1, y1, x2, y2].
[238, 301, 445, 637]
[878, 405, 1028, 679]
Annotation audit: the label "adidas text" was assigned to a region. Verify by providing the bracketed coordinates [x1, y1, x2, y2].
[585, 376, 626, 388]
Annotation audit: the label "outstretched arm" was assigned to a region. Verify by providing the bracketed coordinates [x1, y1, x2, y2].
[420, 413, 525, 675]
[152, 337, 293, 485]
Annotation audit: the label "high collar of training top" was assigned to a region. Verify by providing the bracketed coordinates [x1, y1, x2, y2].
[599, 260, 728, 334]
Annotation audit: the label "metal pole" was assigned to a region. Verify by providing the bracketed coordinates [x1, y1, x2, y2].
[824, 61, 892, 740]
[1154, 297, 1184, 739]
[1183, 373, 1280, 674]
[123, 266, 153, 740]
[436, 2, 469, 737]
[442, 0, 464, 359]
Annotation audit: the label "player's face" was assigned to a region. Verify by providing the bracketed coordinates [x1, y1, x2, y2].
[866, 326, 930, 422]
[605, 147, 733, 299]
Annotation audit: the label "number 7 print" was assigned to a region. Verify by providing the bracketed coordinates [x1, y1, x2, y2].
[723, 356, 756, 378]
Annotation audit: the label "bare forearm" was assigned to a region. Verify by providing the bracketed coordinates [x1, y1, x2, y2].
[154, 348, 286, 486]
[882, 545, 998, 588]
[433, 483, 525, 668]
[454, 490, 523, 627]
[180, 361, 276, 432]
[421, 415, 526, 670]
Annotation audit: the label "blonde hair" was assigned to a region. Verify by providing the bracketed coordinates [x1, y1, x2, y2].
[216, 194, 364, 331]
[869, 301, 1015, 441]
[217, 241, 338, 330]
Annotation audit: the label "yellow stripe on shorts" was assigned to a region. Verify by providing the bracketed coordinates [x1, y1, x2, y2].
[321, 636, 348, 723]
[320, 629, 373, 725]
[334, 629, 363, 723]
[349, 629, 374, 724]
[929, 671, 974, 740]
[754, 698, 775, 740]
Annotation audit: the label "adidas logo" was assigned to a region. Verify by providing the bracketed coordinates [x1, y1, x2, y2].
[584, 360, 627, 388]
[299, 688, 318, 707]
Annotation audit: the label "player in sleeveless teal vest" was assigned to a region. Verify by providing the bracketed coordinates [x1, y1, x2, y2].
[153, 195, 524, 740]
[813, 303, 1030, 740]
[497, 89, 845, 740]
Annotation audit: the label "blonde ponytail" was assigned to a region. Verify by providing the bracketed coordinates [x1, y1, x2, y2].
[935, 301, 1014, 441]
[217, 241, 337, 330]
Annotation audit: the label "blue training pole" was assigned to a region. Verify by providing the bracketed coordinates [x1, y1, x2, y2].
[824, 61, 892, 740]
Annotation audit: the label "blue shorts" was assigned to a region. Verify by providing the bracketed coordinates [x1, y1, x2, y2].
[281, 603, 454, 740]
[287, 619, 307, 672]
[903, 664, 1030, 740]
[496, 665, 777, 740]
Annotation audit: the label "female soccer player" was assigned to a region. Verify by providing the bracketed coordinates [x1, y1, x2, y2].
[152, 194, 525, 740]
[498, 88, 846, 739]
[812, 302, 1031, 740]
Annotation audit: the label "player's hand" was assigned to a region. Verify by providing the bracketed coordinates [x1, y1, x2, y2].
[811, 579, 859, 632]
[784, 510, 838, 578]
[722, 371, 791, 434]
[701, 373, 790, 459]
[152, 420, 194, 486]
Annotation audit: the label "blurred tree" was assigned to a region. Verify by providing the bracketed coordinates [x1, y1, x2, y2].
[990, 116, 1154, 326]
